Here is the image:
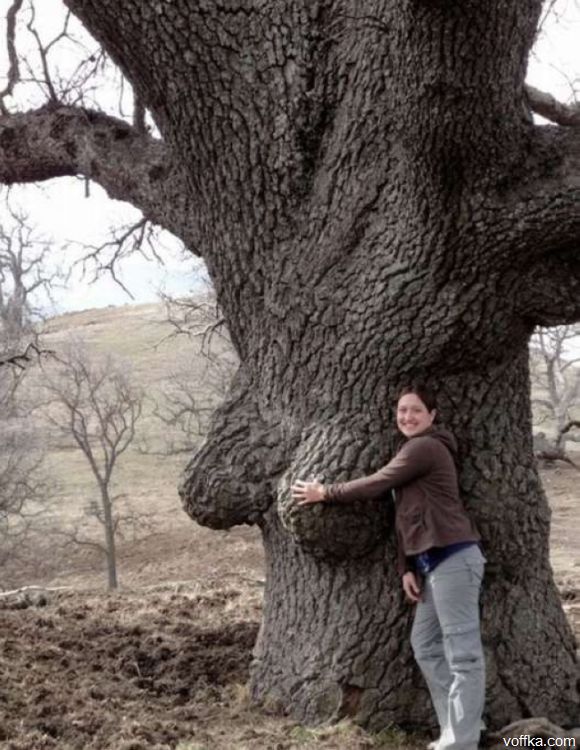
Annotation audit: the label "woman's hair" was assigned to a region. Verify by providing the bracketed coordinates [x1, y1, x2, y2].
[397, 384, 437, 413]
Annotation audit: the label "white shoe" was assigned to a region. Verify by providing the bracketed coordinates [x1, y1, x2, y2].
[430, 721, 486, 750]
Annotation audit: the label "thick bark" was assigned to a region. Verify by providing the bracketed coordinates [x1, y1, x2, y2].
[6, 0, 580, 729]
[189, 339, 578, 729]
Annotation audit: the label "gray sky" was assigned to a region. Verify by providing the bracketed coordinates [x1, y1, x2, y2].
[1, 0, 579, 315]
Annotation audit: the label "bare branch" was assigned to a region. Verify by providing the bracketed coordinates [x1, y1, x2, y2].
[535, 0, 560, 39]
[76, 218, 165, 292]
[158, 287, 229, 359]
[0, 0, 25, 114]
[0, 106, 197, 253]
[25, 3, 61, 104]
[526, 84, 580, 126]
[0, 341, 51, 370]
[52, 525, 105, 556]
[560, 419, 580, 436]
[535, 447, 580, 469]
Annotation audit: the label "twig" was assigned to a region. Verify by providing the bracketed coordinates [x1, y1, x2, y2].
[0, 0, 25, 114]
[560, 420, 580, 437]
[75, 218, 163, 297]
[0, 342, 53, 370]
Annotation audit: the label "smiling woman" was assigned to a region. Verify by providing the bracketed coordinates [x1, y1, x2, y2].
[396, 387, 437, 438]
[291, 385, 484, 750]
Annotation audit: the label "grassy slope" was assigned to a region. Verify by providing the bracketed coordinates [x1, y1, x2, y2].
[7, 302, 259, 590]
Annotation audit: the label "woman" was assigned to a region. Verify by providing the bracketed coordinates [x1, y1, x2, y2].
[291, 386, 485, 750]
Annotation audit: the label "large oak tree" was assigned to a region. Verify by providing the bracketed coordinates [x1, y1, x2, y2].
[1, 0, 580, 731]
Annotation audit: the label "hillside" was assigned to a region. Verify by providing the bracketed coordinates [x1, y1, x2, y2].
[3, 301, 260, 591]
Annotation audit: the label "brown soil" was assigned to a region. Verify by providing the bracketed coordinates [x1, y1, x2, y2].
[0, 579, 420, 750]
[0, 581, 262, 750]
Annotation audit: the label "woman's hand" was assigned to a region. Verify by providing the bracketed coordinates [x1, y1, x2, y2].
[402, 571, 422, 603]
[291, 480, 326, 505]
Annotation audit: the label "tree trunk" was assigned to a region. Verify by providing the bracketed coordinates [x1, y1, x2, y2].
[101, 487, 118, 591]
[10, 0, 580, 729]
[241, 349, 577, 730]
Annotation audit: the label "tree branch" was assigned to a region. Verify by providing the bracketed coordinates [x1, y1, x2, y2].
[519, 246, 580, 326]
[0, 105, 199, 254]
[0, 342, 50, 370]
[560, 420, 580, 437]
[499, 124, 580, 325]
[0, 0, 25, 114]
[526, 85, 580, 127]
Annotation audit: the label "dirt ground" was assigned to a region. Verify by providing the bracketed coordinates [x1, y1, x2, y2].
[0, 464, 578, 750]
[0, 579, 423, 750]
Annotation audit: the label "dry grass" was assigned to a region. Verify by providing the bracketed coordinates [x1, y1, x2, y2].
[3, 301, 233, 588]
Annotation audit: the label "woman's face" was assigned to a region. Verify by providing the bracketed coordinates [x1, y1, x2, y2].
[396, 393, 436, 438]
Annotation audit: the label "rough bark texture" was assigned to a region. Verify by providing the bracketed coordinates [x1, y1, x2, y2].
[4, 0, 580, 729]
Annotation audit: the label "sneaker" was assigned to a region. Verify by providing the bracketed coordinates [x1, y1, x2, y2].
[432, 721, 487, 750]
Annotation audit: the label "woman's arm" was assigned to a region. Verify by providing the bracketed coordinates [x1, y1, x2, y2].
[291, 438, 434, 505]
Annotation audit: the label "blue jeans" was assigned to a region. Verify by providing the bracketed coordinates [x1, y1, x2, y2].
[410, 545, 486, 750]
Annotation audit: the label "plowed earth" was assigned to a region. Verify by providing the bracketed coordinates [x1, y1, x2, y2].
[0, 585, 262, 750]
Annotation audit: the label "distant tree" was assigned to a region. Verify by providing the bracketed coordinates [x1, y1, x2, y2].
[0, 341, 52, 578]
[152, 285, 237, 455]
[531, 325, 580, 450]
[0, 379, 49, 571]
[0, 209, 59, 340]
[41, 342, 143, 590]
[0, 206, 58, 571]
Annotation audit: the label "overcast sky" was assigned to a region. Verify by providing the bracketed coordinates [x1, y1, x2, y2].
[0, 0, 579, 316]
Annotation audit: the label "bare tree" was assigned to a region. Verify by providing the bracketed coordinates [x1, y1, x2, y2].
[0, 207, 58, 573]
[0, 392, 49, 571]
[0, 338, 55, 585]
[151, 284, 237, 455]
[40, 342, 143, 590]
[531, 325, 580, 450]
[0, 207, 60, 340]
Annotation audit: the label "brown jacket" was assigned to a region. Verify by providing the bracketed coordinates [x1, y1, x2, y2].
[325, 428, 480, 575]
